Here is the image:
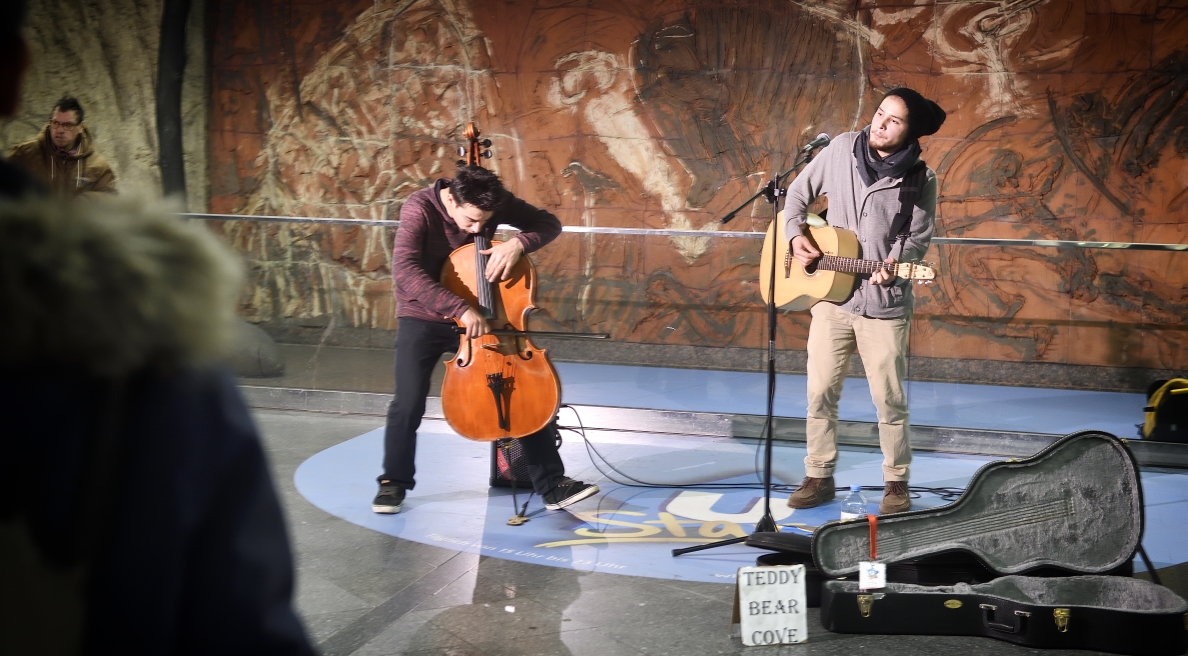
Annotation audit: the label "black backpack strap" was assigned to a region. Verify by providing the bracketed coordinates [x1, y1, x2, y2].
[889, 162, 927, 246]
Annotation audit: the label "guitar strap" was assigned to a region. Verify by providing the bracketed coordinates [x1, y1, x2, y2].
[888, 162, 928, 261]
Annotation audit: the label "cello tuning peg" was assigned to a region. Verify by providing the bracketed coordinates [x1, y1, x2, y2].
[480, 139, 492, 147]
[457, 146, 466, 157]
[455, 159, 466, 167]
[482, 150, 492, 158]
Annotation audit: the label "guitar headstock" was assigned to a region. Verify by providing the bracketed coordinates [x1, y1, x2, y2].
[894, 261, 937, 284]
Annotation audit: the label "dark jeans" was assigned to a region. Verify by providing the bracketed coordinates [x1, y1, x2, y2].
[381, 317, 566, 494]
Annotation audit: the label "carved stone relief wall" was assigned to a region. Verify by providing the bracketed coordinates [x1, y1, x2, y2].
[208, 0, 1188, 377]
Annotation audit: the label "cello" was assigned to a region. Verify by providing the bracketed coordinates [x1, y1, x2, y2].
[437, 123, 565, 441]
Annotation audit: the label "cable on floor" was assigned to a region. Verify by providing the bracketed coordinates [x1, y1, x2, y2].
[557, 404, 967, 502]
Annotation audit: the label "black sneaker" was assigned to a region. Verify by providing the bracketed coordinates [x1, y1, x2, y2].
[372, 481, 405, 514]
[543, 478, 599, 510]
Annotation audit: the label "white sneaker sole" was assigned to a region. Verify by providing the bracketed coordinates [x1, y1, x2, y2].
[372, 503, 402, 514]
[545, 484, 600, 510]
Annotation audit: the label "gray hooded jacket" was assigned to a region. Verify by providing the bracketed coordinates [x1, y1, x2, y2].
[782, 129, 936, 318]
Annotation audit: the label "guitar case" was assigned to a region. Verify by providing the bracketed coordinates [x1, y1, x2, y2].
[819, 577, 1188, 656]
[751, 431, 1143, 574]
[748, 431, 1188, 651]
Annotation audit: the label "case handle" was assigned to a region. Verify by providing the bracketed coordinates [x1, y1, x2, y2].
[979, 604, 1030, 634]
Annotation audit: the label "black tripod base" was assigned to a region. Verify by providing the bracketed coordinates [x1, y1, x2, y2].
[670, 512, 779, 557]
[672, 536, 747, 556]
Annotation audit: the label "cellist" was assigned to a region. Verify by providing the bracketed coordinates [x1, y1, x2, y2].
[374, 165, 599, 514]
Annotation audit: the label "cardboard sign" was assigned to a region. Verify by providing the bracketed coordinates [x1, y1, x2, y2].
[734, 565, 807, 646]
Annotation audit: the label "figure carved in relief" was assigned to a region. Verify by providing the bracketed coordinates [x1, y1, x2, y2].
[547, 49, 712, 262]
[930, 0, 1080, 119]
[635, 17, 751, 209]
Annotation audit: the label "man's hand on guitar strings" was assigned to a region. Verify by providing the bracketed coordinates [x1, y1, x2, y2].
[790, 235, 821, 267]
[870, 257, 898, 286]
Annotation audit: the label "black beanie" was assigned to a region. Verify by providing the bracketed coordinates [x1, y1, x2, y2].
[885, 87, 947, 141]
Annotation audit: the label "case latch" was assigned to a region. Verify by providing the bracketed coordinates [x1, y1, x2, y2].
[1053, 608, 1071, 632]
[857, 594, 874, 618]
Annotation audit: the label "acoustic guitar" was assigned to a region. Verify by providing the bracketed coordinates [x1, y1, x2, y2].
[760, 211, 936, 311]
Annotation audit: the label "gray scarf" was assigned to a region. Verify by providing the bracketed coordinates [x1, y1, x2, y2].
[853, 126, 920, 186]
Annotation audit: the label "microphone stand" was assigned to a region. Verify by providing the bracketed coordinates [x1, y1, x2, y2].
[673, 145, 820, 557]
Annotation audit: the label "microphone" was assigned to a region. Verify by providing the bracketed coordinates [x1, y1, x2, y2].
[800, 133, 830, 152]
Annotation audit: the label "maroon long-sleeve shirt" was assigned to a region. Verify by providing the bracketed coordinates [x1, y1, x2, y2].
[391, 178, 563, 323]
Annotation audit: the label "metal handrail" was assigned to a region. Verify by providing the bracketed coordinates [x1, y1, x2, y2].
[182, 213, 1188, 251]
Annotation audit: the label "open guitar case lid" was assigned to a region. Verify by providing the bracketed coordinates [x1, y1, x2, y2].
[750, 430, 1145, 579]
[748, 431, 1188, 653]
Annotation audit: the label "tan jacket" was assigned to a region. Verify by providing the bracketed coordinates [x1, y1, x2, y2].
[7, 126, 116, 196]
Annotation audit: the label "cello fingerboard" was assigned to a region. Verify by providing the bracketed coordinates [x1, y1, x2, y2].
[472, 234, 497, 319]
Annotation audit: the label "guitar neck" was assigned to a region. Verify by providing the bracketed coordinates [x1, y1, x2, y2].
[818, 255, 893, 274]
[816, 255, 932, 280]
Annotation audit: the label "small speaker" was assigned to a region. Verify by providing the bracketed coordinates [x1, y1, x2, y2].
[488, 422, 562, 488]
[490, 438, 533, 488]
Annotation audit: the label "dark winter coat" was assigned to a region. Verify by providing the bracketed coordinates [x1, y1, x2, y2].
[0, 196, 314, 655]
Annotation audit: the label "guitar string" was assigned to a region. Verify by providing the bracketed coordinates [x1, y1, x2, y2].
[818, 254, 912, 275]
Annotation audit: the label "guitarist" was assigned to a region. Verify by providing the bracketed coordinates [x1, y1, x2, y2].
[783, 88, 946, 515]
[373, 165, 598, 514]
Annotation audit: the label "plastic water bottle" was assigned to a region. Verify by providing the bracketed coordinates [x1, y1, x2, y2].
[840, 485, 868, 520]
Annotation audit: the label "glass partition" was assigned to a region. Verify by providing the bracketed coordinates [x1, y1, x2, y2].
[192, 214, 1187, 396]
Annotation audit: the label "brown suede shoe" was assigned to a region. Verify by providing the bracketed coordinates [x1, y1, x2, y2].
[787, 476, 836, 509]
[879, 481, 911, 514]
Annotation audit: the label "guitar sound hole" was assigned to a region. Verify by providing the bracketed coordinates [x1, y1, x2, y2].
[805, 260, 819, 274]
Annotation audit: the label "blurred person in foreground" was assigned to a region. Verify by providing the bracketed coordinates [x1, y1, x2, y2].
[0, 2, 314, 652]
[0, 0, 40, 199]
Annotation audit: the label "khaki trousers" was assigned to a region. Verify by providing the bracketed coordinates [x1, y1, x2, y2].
[804, 301, 911, 482]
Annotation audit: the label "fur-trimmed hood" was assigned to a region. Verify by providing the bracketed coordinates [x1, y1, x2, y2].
[0, 196, 242, 375]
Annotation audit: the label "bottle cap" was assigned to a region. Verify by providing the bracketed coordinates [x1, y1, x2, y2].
[850, 484, 861, 492]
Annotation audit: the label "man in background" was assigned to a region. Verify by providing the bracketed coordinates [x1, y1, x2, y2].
[8, 95, 116, 195]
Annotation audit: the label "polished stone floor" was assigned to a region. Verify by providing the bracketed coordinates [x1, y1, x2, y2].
[256, 409, 1183, 656]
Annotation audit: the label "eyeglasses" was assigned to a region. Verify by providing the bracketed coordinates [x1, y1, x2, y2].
[51, 121, 79, 130]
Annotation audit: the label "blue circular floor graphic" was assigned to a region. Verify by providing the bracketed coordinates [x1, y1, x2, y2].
[295, 420, 1188, 584]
